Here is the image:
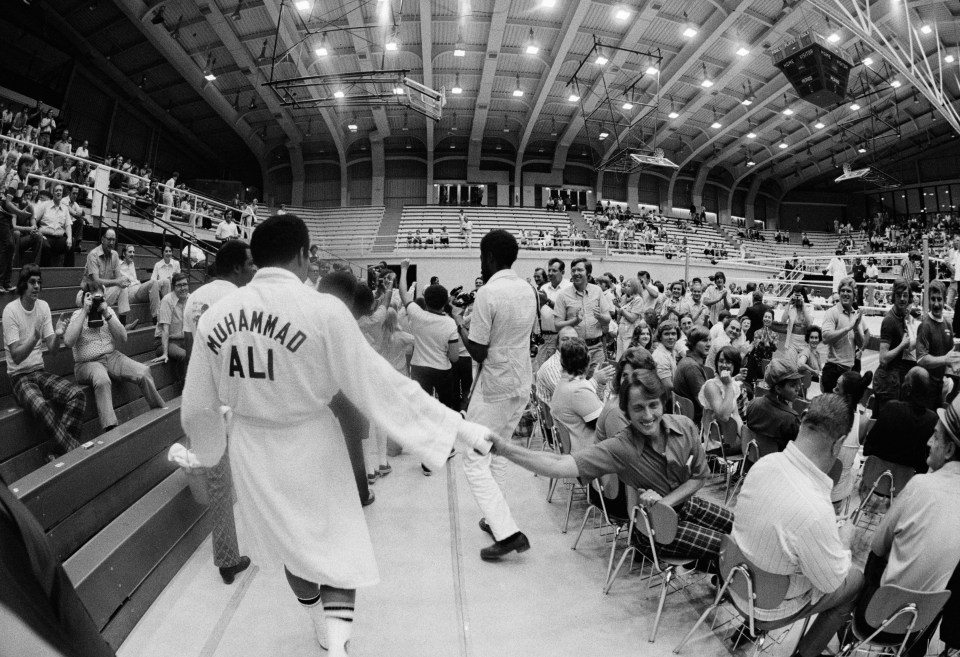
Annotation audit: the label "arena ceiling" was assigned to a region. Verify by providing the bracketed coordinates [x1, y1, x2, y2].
[11, 0, 960, 194]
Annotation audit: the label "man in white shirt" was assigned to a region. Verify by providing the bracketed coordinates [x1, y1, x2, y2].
[825, 252, 848, 294]
[536, 257, 572, 370]
[216, 213, 240, 242]
[74, 140, 89, 160]
[181, 215, 494, 655]
[182, 240, 257, 585]
[160, 172, 178, 223]
[730, 394, 863, 657]
[2, 264, 85, 454]
[456, 229, 537, 561]
[151, 244, 181, 301]
[119, 244, 161, 323]
[635, 270, 661, 314]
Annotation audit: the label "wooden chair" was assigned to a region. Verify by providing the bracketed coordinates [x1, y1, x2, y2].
[606, 499, 698, 643]
[837, 586, 951, 657]
[674, 534, 810, 656]
[674, 394, 695, 421]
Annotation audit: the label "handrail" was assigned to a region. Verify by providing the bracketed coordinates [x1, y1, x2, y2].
[0, 134, 244, 222]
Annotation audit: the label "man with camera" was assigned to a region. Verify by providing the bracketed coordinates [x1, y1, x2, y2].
[62, 276, 166, 433]
[85, 229, 131, 324]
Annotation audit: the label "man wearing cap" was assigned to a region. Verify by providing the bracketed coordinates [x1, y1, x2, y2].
[851, 394, 960, 657]
[821, 277, 865, 394]
[917, 280, 960, 406]
[703, 272, 730, 327]
[731, 394, 863, 657]
[744, 361, 802, 453]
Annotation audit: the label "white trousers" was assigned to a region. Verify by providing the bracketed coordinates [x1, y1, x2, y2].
[462, 393, 526, 541]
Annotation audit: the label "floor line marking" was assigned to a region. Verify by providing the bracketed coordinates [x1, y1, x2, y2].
[446, 459, 472, 657]
[197, 564, 260, 657]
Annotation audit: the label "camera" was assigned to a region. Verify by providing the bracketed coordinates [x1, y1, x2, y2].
[88, 294, 106, 328]
[449, 286, 475, 308]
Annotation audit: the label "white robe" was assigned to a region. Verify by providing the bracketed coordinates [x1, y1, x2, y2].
[181, 267, 488, 588]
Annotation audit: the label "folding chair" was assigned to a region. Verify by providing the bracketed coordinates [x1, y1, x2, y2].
[858, 417, 876, 445]
[850, 456, 915, 528]
[606, 501, 699, 642]
[791, 397, 810, 415]
[837, 586, 951, 657]
[548, 419, 587, 533]
[571, 478, 631, 591]
[674, 534, 810, 656]
[702, 419, 745, 503]
[727, 426, 762, 504]
[674, 395, 695, 421]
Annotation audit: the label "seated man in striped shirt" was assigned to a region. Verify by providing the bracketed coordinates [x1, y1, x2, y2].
[731, 394, 862, 657]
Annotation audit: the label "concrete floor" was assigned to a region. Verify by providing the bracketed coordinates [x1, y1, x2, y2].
[118, 448, 757, 657]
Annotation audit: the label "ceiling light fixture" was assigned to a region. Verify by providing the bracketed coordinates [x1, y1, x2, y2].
[334, 90, 345, 98]
[858, 145, 867, 153]
[568, 93, 580, 102]
[778, 129, 788, 149]
[622, 102, 633, 110]
[711, 108, 721, 129]
[454, 28, 465, 57]
[314, 33, 328, 57]
[204, 71, 216, 81]
[736, 46, 750, 57]
[348, 122, 358, 132]
[595, 47, 608, 66]
[646, 65, 659, 75]
[825, 15, 840, 42]
[541, 0, 556, 7]
[850, 102, 861, 111]
[393, 87, 405, 95]
[814, 118, 825, 129]
[385, 34, 399, 51]
[512, 74, 524, 97]
[890, 80, 901, 88]
[668, 110, 680, 119]
[295, 0, 310, 11]
[667, 96, 679, 119]
[682, 12, 698, 38]
[920, 23, 932, 35]
[945, 54, 955, 63]
[747, 159, 755, 166]
[525, 29, 539, 55]
[700, 63, 713, 88]
[615, 8, 630, 20]
[863, 56, 874, 66]
[452, 73, 462, 94]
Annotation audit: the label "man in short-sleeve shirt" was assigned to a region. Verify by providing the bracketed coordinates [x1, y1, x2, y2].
[917, 280, 960, 404]
[874, 279, 914, 407]
[456, 230, 537, 561]
[85, 228, 131, 318]
[554, 257, 613, 375]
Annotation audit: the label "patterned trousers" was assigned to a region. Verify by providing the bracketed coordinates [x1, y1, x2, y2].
[206, 451, 242, 568]
[11, 370, 86, 453]
[634, 496, 734, 569]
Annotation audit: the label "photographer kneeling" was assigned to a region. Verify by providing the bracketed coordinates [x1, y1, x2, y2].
[64, 276, 166, 433]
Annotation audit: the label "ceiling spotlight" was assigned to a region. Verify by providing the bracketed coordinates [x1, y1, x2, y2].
[747, 131, 757, 139]
[454, 47, 466, 57]
[568, 93, 580, 102]
[782, 107, 794, 115]
[682, 11, 698, 38]
[599, 131, 609, 140]
[512, 75, 523, 97]
[615, 8, 630, 20]
[393, 87, 405, 95]
[668, 110, 680, 119]
[920, 23, 932, 35]
[204, 71, 216, 81]
[736, 46, 750, 57]
[334, 90, 345, 98]
[700, 63, 713, 87]
[452, 74, 462, 94]
[858, 145, 867, 153]
[863, 57, 874, 66]
[779, 141, 788, 149]
[385, 37, 399, 51]
[746, 160, 755, 166]
[645, 66, 659, 75]
[622, 102, 633, 110]
[315, 34, 328, 56]
[849, 102, 861, 111]
[741, 98, 753, 106]
[541, 0, 556, 6]
[827, 32, 840, 43]
[890, 80, 901, 88]
[711, 120, 722, 129]
[525, 29, 539, 55]
[814, 120, 825, 129]
[595, 48, 608, 66]
[946, 54, 955, 63]
[295, 0, 310, 10]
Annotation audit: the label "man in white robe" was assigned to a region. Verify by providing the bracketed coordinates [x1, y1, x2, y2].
[181, 214, 494, 657]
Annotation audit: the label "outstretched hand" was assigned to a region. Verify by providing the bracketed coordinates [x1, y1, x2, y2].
[489, 433, 510, 456]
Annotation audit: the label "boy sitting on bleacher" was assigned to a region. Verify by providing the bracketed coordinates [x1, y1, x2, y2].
[2, 264, 86, 454]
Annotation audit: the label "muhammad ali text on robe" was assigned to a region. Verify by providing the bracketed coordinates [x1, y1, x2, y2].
[204, 309, 308, 381]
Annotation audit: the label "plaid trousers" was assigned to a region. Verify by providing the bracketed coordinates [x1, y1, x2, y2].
[635, 496, 734, 568]
[11, 370, 86, 453]
[205, 451, 242, 568]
